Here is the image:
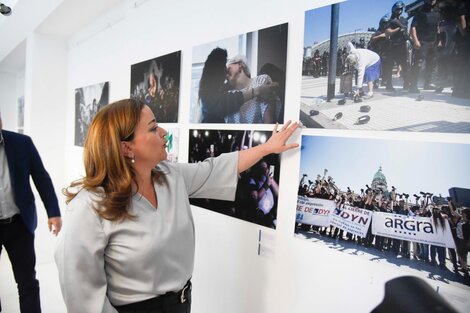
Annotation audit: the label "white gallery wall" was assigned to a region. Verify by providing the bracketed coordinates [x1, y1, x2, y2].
[0, 0, 469, 312]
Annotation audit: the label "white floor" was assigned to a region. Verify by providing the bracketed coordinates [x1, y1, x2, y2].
[0, 258, 66, 313]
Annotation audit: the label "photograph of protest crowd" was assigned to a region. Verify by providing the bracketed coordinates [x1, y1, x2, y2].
[74, 81, 109, 146]
[301, 0, 470, 133]
[130, 51, 181, 123]
[189, 129, 281, 228]
[295, 135, 470, 288]
[190, 23, 288, 124]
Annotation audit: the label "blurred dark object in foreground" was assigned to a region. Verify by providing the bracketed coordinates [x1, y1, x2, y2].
[371, 276, 458, 313]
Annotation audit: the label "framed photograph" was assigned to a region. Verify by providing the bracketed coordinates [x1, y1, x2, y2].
[295, 134, 470, 290]
[300, 1, 470, 133]
[189, 129, 281, 228]
[190, 23, 288, 124]
[130, 51, 181, 123]
[74, 82, 109, 146]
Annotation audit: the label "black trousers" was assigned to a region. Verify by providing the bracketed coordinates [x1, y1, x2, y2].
[115, 281, 191, 313]
[115, 300, 190, 313]
[0, 215, 41, 313]
[410, 41, 436, 89]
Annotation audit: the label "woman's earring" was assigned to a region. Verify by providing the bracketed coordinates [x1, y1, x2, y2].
[130, 154, 135, 164]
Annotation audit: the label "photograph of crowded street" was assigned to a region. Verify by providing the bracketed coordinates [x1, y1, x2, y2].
[295, 135, 470, 290]
[130, 51, 181, 123]
[300, 0, 470, 133]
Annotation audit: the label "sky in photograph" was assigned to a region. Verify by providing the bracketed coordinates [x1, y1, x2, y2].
[299, 135, 470, 197]
[304, 0, 407, 46]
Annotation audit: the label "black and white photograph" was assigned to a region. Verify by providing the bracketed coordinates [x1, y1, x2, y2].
[301, 0, 470, 133]
[295, 134, 470, 290]
[190, 23, 288, 124]
[130, 51, 181, 123]
[189, 129, 281, 228]
[74, 81, 109, 146]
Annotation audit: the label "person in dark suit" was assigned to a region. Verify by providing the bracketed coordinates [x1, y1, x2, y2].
[0, 112, 62, 313]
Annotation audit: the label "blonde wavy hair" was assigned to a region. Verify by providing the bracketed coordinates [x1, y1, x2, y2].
[64, 98, 144, 222]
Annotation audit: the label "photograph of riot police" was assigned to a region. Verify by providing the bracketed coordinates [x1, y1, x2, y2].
[189, 129, 281, 228]
[295, 135, 470, 289]
[300, 0, 470, 133]
[130, 51, 181, 123]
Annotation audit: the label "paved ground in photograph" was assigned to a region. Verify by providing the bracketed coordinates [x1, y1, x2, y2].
[300, 76, 470, 133]
[295, 228, 470, 291]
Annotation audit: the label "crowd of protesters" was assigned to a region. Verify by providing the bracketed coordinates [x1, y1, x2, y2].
[297, 172, 470, 283]
[189, 130, 280, 228]
[302, 0, 470, 99]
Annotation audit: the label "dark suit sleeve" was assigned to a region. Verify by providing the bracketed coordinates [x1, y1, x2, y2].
[28, 137, 61, 218]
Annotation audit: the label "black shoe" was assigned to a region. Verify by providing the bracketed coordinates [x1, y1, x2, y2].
[386, 86, 395, 92]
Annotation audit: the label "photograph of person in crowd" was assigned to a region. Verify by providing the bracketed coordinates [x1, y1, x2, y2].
[190, 23, 288, 124]
[189, 129, 281, 228]
[301, 0, 470, 133]
[74, 81, 109, 146]
[130, 51, 181, 123]
[295, 135, 470, 288]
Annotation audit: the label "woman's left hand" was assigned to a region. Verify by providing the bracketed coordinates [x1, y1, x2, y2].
[266, 120, 300, 154]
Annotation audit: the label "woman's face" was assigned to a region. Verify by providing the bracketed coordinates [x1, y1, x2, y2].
[130, 105, 167, 167]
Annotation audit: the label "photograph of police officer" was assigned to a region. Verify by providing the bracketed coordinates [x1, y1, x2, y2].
[130, 51, 181, 123]
[300, 0, 470, 133]
[295, 134, 470, 288]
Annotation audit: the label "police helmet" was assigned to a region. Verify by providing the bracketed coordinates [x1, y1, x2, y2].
[392, 1, 405, 14]
[380, 14, 390, 26]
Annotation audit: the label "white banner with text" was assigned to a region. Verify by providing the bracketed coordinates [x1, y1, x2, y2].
[330, 205, 372, 238]
[371, 212, 456, 248]
[296, 196, 335, 227]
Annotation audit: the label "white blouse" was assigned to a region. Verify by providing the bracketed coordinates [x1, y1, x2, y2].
[55, 152, 239, 313]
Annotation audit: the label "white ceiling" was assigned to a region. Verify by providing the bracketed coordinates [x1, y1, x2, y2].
[0, 0, 123, 72]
